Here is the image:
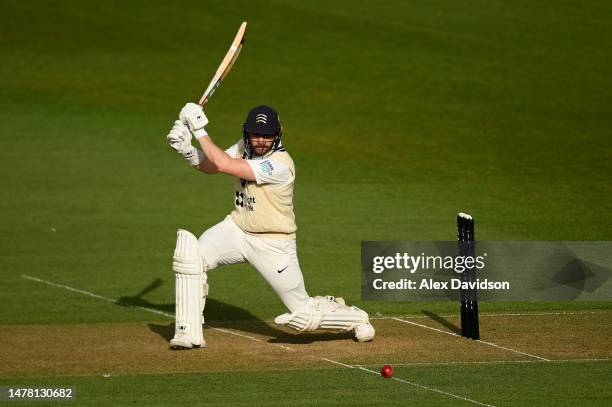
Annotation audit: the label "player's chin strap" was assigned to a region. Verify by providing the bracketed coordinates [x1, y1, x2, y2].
[274, 296, 370, 333]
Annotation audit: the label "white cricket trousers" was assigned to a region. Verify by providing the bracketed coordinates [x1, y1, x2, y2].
[198, 215, 310, 312]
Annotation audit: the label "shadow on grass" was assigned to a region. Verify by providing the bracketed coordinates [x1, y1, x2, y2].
[118, 279, 351, 344]
[421, 309, 461, 335]
[268, 331, 354, 344]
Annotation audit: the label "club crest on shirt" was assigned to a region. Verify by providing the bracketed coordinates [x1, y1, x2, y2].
[259, 160, 274, 176]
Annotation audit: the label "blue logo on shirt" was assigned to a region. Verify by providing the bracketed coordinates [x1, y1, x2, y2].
[259, 160, 274, 176]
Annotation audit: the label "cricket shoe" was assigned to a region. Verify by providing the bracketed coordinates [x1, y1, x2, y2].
[327, 297, 375, 342]
[169, 333, 207, 350]
[354, 321, 375, 342]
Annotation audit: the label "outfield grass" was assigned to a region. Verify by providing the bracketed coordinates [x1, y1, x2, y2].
[2, 362, 611, 407]
[1, 0, 611, 323]
[1, 0, 611, 405]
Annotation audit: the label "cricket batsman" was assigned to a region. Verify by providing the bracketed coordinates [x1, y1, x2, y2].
[165, 103, 375, 349]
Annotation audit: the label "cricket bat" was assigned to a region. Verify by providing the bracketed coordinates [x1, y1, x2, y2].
[198, 21, 247, 107]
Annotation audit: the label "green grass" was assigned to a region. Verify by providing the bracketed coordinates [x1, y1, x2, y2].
[1, 0, 611, 323]
[0, 0, 611, 405]
[2, 362, 611, 406]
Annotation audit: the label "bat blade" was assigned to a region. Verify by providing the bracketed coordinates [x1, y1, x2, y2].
[198, 21, 247, 106]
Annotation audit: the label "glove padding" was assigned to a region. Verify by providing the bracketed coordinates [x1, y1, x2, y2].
[166, 120, 203, 166]
[167, 120, 192, 154]
[179, 102, 209, 138]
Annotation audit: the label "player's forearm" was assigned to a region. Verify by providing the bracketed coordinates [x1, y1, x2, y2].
[197, 136, 232, 172]
[191, 148, 218, 174]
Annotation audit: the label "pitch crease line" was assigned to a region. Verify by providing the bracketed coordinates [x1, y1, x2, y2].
[391, 317, 549, 361]
[20, 274, 295, 350]
[21, 274, 175, 318]
[357, 366, 496, 407]
[316, 361, 495, 406]
[317, 357, 355, 369]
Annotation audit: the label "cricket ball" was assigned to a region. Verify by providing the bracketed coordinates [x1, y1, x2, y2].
[381, 364, 394, 378]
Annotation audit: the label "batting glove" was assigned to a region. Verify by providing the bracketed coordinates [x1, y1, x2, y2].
[166, 120, 203, 166]
[167, 120, 192, 153]
[179, 102, 209, 138]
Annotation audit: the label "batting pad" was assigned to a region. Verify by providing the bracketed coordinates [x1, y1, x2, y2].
[171, 230, 205, 347]
[274, 296, 369, 333]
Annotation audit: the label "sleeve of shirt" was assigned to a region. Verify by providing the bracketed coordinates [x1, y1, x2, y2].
[245, 158, 292, 185]
[224, 142, 239, 158]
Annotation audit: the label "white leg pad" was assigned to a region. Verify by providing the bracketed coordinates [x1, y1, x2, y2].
[274, 296, 375, 341]
[170, 229, 206, 349]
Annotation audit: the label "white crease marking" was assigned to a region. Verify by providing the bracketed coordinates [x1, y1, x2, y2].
[392, 317, 550, 361]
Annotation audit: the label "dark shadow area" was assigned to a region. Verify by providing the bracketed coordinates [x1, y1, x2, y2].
[268, 331, 355, 344]
[421, 309, 461, 335]
[119, 279, 352, 344]
[149, 322, 175, 341]
[116, 278, 173, 313]
[148, 320, 353, 344]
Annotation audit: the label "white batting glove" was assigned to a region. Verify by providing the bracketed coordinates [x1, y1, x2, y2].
[179, 102, 209, 138]
[166, 120, 203, 166]
[167, 120, 192, 154]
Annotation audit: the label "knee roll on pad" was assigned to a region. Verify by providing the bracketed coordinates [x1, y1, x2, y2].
[173, 229, 203, 275]
[172, 230, 205, 347]
[274, 296, 369, 333]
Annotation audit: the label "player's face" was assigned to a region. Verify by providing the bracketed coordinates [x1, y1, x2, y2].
[248, 133, 275, 156]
